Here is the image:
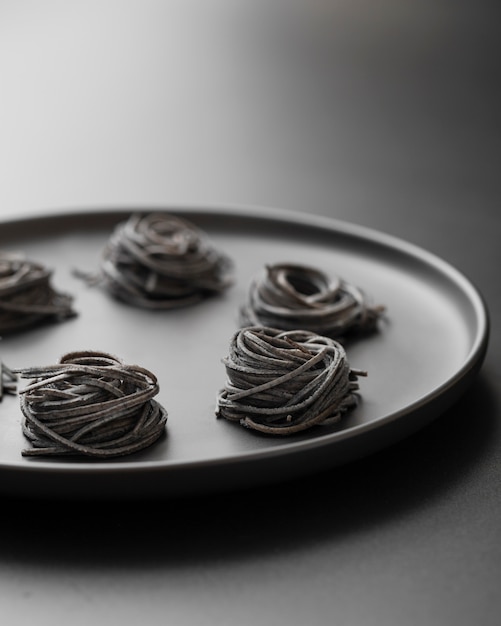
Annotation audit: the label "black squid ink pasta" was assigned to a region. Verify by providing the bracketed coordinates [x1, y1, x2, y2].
[216, 326, 366, 435]
[16, 351, 168, 458]
[0, 252, 75, 334]
[240, 262, 385, 339]
[0, 361, 17, 401]
[76, 212, 234, 309]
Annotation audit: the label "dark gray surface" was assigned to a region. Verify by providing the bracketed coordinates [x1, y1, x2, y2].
[0, 1, 499, 624]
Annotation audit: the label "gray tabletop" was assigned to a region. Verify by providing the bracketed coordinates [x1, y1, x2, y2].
[0, 1, 499, 624]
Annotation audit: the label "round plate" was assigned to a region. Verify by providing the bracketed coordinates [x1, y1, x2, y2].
[0, 205, 489, 499]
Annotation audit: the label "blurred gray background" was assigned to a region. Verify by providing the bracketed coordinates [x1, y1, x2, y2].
[1, 1, 498, 243]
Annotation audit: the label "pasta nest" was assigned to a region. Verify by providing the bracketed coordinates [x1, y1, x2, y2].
[17, 351, 168, 457]
[96, 212, 234, 308]
[216, 326, 366, 435]
[240, 263, 384, 338]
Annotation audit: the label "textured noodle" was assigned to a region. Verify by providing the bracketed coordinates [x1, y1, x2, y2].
[240, 263, 385, 338]
[76, 212, 234, 308]
[0, 361, 17, 401]
[0, 253, 75, 334]
[216, 326, 366, 435]
[16, 351, 167, 458]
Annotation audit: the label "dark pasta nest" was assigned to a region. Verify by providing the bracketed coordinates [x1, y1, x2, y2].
[0, 253, 75, 334]
[0, 361, 17, 401]
[240, 263, 385, 338]
[82, 212, 234, 308]
[16, 351, 168, 458]
[216, 326, 366, 435]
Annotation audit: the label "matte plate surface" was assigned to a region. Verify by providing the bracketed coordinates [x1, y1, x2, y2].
[0, 206, 489, 499]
